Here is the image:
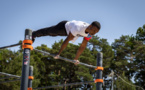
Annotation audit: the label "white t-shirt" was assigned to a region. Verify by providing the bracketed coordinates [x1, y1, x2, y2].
[65, 20, 90, 42]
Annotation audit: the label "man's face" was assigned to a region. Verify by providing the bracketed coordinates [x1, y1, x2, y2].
[89, 25, 99, 35]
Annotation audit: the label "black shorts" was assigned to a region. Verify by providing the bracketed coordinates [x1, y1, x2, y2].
[32, 21, 68, 38]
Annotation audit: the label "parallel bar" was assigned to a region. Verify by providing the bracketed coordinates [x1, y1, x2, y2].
[0, 77, 19, 80]
[33, 49, 97, 68]
[0, 72, 21, 78]
[0, 43, 22, 49]
[0, 79, 20, 83]
[33, 81, 94, 90]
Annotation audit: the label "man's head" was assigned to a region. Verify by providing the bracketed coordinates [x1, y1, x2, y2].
[86, 21, 101, 35]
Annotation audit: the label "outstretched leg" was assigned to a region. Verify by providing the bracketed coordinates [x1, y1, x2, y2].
[32, 21, 68, 41]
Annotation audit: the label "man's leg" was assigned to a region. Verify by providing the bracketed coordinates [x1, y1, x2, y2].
[32, 21, 68, 41]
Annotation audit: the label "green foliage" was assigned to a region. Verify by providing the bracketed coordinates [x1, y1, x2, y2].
[111, 35, 135, 76]
[114, 72, 136, 90]
[136, 24, 145, 41]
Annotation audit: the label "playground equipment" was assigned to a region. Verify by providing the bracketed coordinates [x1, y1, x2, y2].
[0, 29, 104, 90]
[0, 29, 144, 90]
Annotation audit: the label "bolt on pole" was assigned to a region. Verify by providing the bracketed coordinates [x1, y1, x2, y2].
[21, 29, 33, 90]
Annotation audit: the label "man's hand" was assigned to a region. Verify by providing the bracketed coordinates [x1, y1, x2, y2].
[74, 60, 80, 65]
[54, 55, 60, 59]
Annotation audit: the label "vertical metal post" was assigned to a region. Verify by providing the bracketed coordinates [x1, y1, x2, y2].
[96, 52, 103, 90]
[28, 66, 34, 90]
[21, 29, 32, 90]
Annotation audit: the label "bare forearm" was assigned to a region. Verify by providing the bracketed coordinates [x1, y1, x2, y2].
[57, 33, 74, 55]
[74, 46, 86, 60]
[58, 40, 69, 55]
[74, 38, 88, 60]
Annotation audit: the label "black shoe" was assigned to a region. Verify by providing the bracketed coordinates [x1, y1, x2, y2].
[32, 31, 35, 43]
[32, 38, 35, 43]
[32, 36, 35, 43]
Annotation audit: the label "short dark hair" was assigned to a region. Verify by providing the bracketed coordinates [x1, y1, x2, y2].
[91, 21, 101, 29]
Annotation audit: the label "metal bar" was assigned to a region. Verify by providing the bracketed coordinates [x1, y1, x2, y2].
[0, 72, 21, 78]
[96, 53, 103, 90]
[33, 81, 94, 90]
[0, 43, 22, 49]
[20, 29, 32, 90]
[33, 49, 97, 69]
[0, 77, 20, 80]
[0, 79, 20, 83]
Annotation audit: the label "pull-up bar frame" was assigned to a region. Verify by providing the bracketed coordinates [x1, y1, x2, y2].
[33, 49, 97, 69]
[0, 29, 103, 90]
[34, 49, 103, 90]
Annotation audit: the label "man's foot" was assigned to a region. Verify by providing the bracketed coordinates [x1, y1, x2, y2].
[32, 37, 35, 43]
[32, 31, 35, 43]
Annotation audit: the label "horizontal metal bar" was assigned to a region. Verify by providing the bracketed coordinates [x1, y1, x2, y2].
[0, 79, 20, 83]
[33, 81, 94, 89]
[0, 72, 21, 78]
[33, 49, 96, 69]
[0, 43, 22, 49]
[0, 76, 20, 80]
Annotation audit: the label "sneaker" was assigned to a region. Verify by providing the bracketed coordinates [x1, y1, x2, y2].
[32, 37, 35, 43]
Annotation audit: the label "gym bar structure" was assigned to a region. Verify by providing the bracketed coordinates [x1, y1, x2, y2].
[33, 49, 97, 68]
[0, 29, 144, 90]
[0, 29, 103, 90]
[33, 49, 104, 90]
[21, 29, 33, 90]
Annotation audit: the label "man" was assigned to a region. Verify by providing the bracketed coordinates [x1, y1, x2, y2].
[32, 20, 101, 64]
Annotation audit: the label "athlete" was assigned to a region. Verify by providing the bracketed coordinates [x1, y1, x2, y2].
[32, 20, 101, 64]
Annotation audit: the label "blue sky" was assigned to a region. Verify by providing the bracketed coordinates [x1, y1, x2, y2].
[0, 0, 145, 51]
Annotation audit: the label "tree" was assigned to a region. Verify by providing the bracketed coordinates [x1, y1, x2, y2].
[133, 41, 145, 88]
[111, 35, 139, 89]
[88, 35, 114, 76]
[114, 72, 136, 90]
[136, 24, 145, 42]
[112, 35, 133, 75]
[0, 49, 18, 90]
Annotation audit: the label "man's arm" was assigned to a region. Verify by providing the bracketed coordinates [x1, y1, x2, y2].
[57, 32, 74, 55]
[74, 38, 88, 60]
